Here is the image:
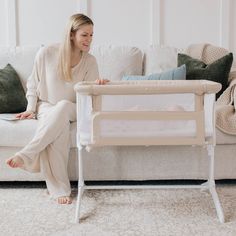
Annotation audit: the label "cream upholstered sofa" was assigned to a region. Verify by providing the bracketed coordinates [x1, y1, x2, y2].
[0, 45, 236, 181]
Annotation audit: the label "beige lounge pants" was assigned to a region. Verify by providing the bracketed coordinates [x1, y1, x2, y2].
[16, 100, 76, 199]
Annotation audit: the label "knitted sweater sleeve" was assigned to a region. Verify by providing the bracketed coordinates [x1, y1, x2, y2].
[84, 55, 99, 82]
[25, 47, 44, 112]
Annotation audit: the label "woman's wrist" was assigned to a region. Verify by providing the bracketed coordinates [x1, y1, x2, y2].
[26, 96, 37, 113]
[26, 110, 35, 114]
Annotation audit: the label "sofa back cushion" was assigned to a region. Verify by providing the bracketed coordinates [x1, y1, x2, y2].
[0, 46, 40, 89]
[91, 46, 143, 81]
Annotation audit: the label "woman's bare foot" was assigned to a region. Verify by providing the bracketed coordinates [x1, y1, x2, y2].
[57, 196, 72, 204]
[6, 155, 24, 168]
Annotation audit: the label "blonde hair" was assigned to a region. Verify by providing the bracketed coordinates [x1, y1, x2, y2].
[58, 14, 93, 81]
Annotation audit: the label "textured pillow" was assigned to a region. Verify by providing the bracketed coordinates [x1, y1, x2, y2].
[122, 65, 186, 81]
[178, 53, 233, 99]
[0, 64, 27, 113]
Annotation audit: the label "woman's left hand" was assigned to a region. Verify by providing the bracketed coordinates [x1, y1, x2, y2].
[95, 78, 110, 85]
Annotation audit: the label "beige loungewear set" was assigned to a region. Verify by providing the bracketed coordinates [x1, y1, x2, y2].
[16, 44, 99, 198]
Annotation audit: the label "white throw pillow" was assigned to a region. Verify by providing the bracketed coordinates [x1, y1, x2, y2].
[91, 46, 143, 81]
[144, 45, 179, 75]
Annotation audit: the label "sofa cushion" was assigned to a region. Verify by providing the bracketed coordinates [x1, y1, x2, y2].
[144, 45, 179, 75]
[122, 65, 186, 81]
[178, 53, 233, 99]
[0, 46, 41, 88]
[91, 46, 143, 81]
[0, 64, 27, 113]
[0, 119, 77, 147]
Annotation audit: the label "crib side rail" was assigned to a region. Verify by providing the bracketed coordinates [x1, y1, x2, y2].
[74, 80, 221, 96]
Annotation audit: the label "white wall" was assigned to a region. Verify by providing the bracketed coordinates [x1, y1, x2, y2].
[232, 0, 236, 53]
[162, 0, 221, 47]
[0, 0, 235, 53]
[17, 0, 79, 46]
[0, 0, 7, 45]
[90, 0, 150, 48]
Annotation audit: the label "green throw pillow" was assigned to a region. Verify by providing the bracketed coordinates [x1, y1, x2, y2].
[178, 53, 233, 99]
[0, 64, 27, 113]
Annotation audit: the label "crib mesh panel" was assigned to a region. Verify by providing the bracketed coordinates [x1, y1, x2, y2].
[78, 91, 214, 145]
[101, 94, 194, 112]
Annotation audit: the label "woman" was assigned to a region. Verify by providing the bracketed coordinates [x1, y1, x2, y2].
[6, 14, 108, 204]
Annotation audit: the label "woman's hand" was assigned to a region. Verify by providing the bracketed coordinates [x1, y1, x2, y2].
[95, 79, 110, 85]
[15, 111, 35, 120]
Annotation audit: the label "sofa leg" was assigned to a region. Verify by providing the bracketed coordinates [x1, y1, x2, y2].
[207, 145, 225, 223]
[75, 146, 85, 223]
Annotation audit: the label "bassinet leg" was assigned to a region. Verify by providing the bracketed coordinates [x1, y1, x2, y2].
[207, 145, 225, 223]
[75, 145, 85, 223]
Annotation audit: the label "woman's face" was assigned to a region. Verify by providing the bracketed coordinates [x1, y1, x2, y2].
[71, 24, 93, 52]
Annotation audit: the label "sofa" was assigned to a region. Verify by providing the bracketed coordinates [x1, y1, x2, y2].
[1, 45, 236, 181]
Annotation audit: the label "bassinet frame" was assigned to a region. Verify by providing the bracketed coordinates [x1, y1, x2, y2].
[74, 80, 224, 223]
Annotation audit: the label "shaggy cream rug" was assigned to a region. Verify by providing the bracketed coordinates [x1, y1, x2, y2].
[0, 183, 236, 236]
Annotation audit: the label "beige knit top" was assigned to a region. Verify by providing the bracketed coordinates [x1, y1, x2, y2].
[26, 44, 99, 112]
